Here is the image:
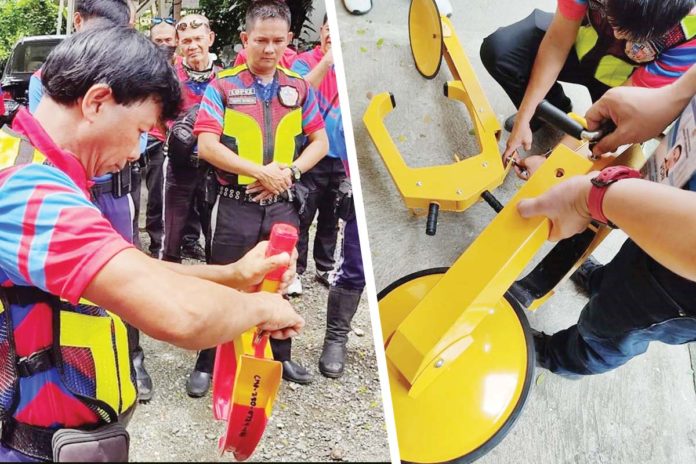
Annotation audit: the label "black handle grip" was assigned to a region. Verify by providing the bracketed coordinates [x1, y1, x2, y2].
[534, 100, 584, 139]
[426, 203, 439, 236]
[481, 190, 504, 213]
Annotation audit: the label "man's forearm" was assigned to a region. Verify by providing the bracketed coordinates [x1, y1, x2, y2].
[157, 259, 247, 289]
[304, 60, 331, 88]
[518, 13, 580, 119]
[84, 249, 271, 350]
[602, 179, 696, 281]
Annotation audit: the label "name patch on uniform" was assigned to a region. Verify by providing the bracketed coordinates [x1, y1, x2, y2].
[278, 85, 300, 107]
[228, 88, 257, 105]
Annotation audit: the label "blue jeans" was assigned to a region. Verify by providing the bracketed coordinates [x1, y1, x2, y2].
[540, 239, 696, 375]
[0, 443, 41, 462]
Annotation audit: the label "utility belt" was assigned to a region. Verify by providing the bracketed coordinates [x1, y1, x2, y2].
[1, 406, 134, 462]
[90, 164, 133, 199]
[217, 183, 290, 206]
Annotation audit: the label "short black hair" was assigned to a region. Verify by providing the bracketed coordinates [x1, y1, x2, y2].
[75, 0, 131, 26]
[42, 26, 181, 121]
[323, 13, 328, 25]
[245, 0, 291, 31]
[606, 0, 696, 42]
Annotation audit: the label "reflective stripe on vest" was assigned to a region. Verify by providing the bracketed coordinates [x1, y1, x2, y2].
[0, 128, 136, 425]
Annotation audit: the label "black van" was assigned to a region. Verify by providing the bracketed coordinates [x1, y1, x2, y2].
[1, 35, 65, 124]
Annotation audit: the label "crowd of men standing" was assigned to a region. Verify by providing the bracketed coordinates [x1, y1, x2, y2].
[59, 0, 362, 399]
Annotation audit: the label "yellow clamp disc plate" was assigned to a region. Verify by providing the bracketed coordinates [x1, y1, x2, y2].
[378, 268, 533, 463]
[409, 0, 443, 79]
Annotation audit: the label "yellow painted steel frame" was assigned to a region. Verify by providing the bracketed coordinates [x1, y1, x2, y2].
[363, 16, 510, 212]
[384, 144, 646, 398]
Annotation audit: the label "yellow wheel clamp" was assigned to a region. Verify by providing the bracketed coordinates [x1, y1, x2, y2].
[363, 0, 511, 235]
[365, 1, 642, 462]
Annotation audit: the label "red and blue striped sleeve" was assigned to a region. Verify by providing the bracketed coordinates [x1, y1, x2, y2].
[291, 58, 311, 78]
[632, 39, 696, 87]
[0, 164, 133, 304]
[302, 86, 325, 135]
[558, 0, 587, 21]
[193, 78, 225, 136]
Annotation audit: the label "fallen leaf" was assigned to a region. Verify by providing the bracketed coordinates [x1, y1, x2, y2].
[356, 28, 366, 35]
[376, 38, 384, 49]
[360, 46, 368, 53]
[397, 135, 407, 142]
[423, 114, 432, 124]
[366, 91, 374, 99]
[536, 373, 545, 386]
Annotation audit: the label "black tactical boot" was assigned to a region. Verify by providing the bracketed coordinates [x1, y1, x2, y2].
[187, 348, 214, 397]
[319, 287, 362, 378]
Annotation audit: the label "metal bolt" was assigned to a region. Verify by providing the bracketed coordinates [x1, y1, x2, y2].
[482, 161, 488, 168]
[416, 181, 422, 187]
[456, 189, 463, 195]
[435, 359, 444, 368]
[478, 107, 484, 113]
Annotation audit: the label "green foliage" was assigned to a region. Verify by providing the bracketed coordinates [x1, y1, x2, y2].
[0, 0, 63, 66]
[196, 0, 317, 64]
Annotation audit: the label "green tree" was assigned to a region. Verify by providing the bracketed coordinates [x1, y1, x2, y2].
[0, 0, 62, 66]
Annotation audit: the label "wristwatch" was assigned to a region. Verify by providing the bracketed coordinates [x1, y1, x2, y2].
[289, 164, 302, 182]
[587, 166, 641, 228]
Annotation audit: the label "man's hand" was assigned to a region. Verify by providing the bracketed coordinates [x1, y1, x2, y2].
[228, 241, 298, 293]
[247, 167, 294, 202]
[322, 48, 334, 67]
[250, 292, 305, 340]
[586, 85, 684, 158]
[517, 173, 594, 241]
[503, 117, 534, 178]
[254, 162, 292, 194]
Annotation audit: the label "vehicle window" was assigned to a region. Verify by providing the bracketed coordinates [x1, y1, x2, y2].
[9, 42, 60, 74]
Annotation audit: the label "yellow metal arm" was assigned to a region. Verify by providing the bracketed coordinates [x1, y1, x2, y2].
[363, 15, 509, 214]
[363, 90, 508, 212]
[384, 144, 641, 397]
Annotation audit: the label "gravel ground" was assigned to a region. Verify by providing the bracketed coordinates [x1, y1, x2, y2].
[127, 183, 390, 462]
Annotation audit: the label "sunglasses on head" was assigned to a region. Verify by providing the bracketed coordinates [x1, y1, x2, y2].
[176, 19, 209, 31]
[152, 17, 175, 26]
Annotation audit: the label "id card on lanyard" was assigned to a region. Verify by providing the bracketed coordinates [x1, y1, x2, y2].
[641, 95, 696, 189]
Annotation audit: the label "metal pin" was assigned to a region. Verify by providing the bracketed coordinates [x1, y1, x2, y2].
[435, 359, 444, 368]
[416, 181, 422, 187]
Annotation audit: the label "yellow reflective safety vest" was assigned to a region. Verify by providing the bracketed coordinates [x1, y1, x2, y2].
[214, 65, 308, 186]
[575, 1, 696, 87]
[0, 127, 136, 457]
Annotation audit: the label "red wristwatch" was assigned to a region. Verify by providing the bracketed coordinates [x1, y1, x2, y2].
[587, 166, 641, 228]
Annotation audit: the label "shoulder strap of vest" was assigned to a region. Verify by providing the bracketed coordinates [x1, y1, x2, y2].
[0, 127, 37, 168]
[649, 12, 696, 53]
[277, 65, 303, 80]
[218, 64, 248, 79]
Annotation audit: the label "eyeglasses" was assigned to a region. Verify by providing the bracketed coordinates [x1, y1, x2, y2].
[176, 18, 209, 32]
[152, 17, 175, 26]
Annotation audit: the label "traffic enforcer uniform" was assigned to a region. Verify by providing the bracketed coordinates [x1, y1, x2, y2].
[193, 63, 324, 373]
[479, 0, 696, 113]
[0, 110, 136, 461]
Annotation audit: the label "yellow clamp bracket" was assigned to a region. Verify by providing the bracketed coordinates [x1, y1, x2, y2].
[363, 16, 508, 214]
[385, 144, 618, 398]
